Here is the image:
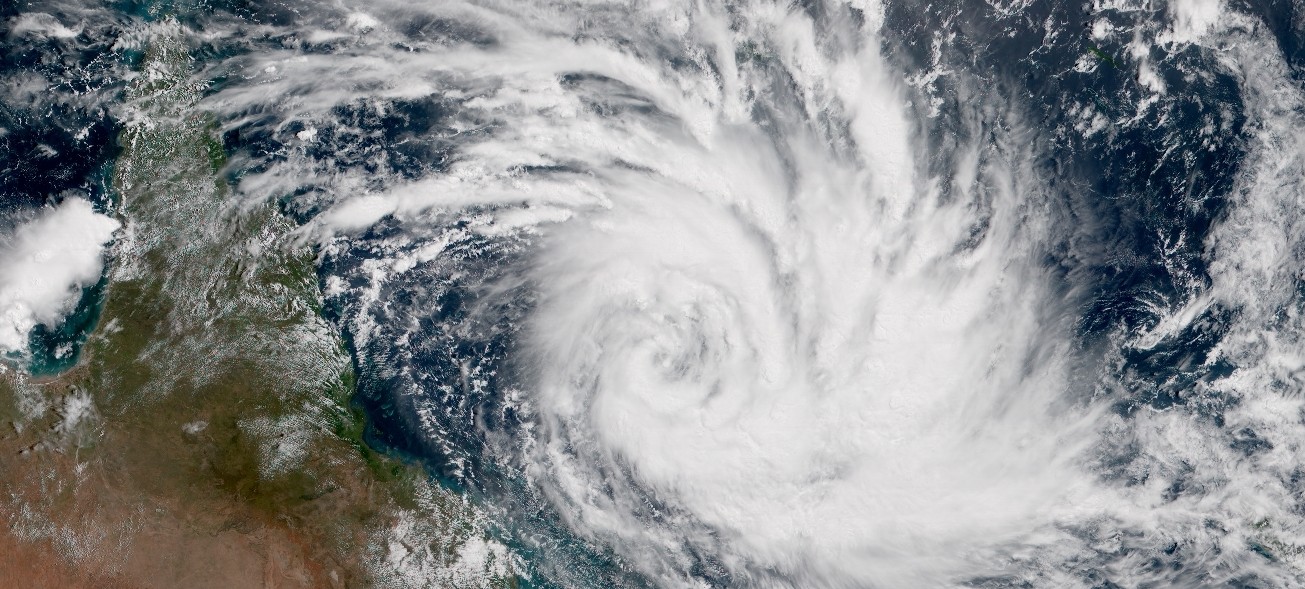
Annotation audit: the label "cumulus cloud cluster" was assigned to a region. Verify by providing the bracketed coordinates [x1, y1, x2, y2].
[0, 198, 119, 354]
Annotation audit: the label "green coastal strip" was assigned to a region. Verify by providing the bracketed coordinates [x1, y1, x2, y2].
[0, 19, 516, 588]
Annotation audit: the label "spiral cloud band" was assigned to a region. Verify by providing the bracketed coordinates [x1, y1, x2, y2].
[518, 47, 1094, 585]
[196, 0, 1305, 585]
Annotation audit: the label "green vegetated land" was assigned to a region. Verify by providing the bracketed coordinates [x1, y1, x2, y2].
[0, 21, 514, 588]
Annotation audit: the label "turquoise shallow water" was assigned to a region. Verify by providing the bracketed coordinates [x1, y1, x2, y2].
[25, 277, 110, 377]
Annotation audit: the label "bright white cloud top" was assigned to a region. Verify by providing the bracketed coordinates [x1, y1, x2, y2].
[186, 0, 1305, 585]
[0, 199, 120, 354]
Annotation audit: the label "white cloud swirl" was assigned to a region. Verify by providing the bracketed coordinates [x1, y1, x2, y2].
[199, 0, 1305, 585]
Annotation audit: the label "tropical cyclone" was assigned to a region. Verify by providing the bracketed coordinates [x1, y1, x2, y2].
[517, 62, 1088, 584]
[7, 0, 1305, 587]
[196, 0, 1305, 585]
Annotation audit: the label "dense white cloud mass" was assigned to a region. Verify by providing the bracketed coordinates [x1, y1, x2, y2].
[8, 12, 82, 40]
[0, 199, 119, 354]
[208, 0, 1104, 583]
[193, 0, 1305, 585]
